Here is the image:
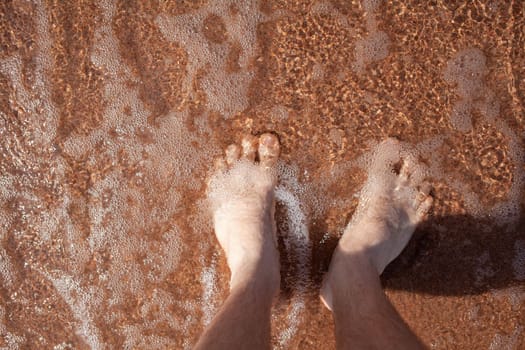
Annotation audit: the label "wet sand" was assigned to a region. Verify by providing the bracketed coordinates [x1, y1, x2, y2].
[0, 0, 524, 349]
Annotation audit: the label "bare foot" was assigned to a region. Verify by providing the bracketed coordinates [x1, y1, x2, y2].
[320, 138, 433, 310]
[207, 133, 281, 293]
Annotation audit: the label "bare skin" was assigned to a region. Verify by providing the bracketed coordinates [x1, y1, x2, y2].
[320, 138, 432, 349]
[195, 133, 281, 350]
[196, 136, 432, 350]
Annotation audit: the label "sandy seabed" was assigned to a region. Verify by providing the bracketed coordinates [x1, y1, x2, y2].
[0, 0, 524, 349]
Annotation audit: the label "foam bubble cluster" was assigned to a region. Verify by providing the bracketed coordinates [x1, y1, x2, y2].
[155, 0, 265, 119]
[208, 159, 276, 213]
[353, 0, 390, 74]
[443, 48, 500, 131]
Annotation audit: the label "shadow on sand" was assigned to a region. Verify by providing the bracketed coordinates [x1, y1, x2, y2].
[278, 210, 525, 298]
[381, 213, 525, 295]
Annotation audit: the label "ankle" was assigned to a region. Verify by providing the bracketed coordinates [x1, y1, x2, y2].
[321, 249, 379, 311]
[338, 222, 395, 275]
[229, 254, 280, 297]
[333, 248, 378, 277]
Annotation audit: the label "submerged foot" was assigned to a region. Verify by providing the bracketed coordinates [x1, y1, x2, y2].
[207, 133, 281, 292]
[320, 138, 433, 310]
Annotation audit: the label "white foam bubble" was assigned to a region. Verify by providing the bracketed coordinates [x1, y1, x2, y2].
[208, 159, 276, 213]
[0, 54, 57, 155]
[44, 272, 104, 350]
[506, 286, 525, 311]
[310, 1, 351, 28]
[276, 297, 305, 348]
[415, 135, 446, 157]
[121, 324, 172, 350]
[0, 305, 25, 350]
[351, 0, 389, 74]
[34, 0, 55, 83]
[484, 119, 524, 226]
[476, 90, 500, 121]
[177, 300, 200, 350]
[274, 162, 312, 348]
[61, 5, 218, 333]
[155, 0, 266, 118]
[489, 325, 522, 350]
[144, 289, 180, 329]
[446, 47, 485, 73]
[414, 112, 523, 226]
[0, 0, 59, 151]
[64, 0, 151, 162]
[0, 173, 16, 203]
[200, 252, 219, 327]
[275, 183, 311, 291]
[450, 100, 473, 132]
[353, 30, 391, 73]
[0, 247, 15, 288]
[269, 104, 289, 121]
[443, 48, 502, 132]
[152, 228, 183, 282]
[362, 0, 382, 13]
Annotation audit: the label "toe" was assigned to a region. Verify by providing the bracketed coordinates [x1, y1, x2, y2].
[225, 144, 241, 166]
[419, 182, 432, 196]
[214, 157, 227, 173]
[381, 137, 400, 148]
[207, 157, 227, 188]
[258, 133, 280, 168]
[241, 135, 258, 161]
[399, 155, 417, 183]
[416, 196, 433, 220]
[415, 182, 432, 204]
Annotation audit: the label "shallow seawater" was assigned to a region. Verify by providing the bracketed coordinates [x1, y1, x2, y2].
[0, 0, 524, 349]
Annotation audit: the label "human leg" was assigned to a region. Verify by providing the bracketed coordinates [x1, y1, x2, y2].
[195, 134, 281, 350]
[321, 138, 432, 350]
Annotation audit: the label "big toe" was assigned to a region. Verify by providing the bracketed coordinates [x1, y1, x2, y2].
[258, 133, 280, 168]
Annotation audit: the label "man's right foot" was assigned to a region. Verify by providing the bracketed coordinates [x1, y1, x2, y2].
[320, 138, 433, 310]
[207, 133, 281, 293]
